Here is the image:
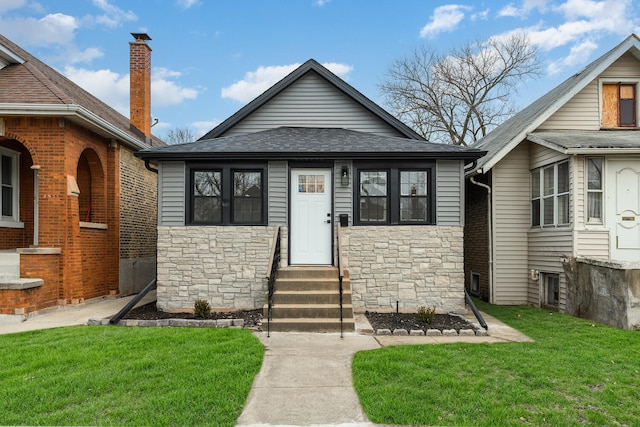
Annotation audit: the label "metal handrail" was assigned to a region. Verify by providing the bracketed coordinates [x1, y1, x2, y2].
[465, 288, 488, 330]
[265, 226, 281, 337]
[337, 226, 346, 338]
[109, 278, 157, 324]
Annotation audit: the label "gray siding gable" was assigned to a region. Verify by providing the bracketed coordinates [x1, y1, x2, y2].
[200, 59, 424, 140]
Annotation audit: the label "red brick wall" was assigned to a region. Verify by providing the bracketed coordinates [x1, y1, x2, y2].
[0, 252, 61, 315]
[0, 117, 121, 308]
[464, 172, 491, 301]
[0, 139, 34, 249]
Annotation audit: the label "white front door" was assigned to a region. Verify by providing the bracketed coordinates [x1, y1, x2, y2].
[607, 160, 640, 262]
[290, 168, 332, 265]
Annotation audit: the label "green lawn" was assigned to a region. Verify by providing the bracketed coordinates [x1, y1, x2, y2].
[353, 301, 640, 426]
[0, 326, 263, 427]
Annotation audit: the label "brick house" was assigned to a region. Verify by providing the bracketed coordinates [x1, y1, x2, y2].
[465, 34, 640, 329]
[137, 59, 485, 331]
[0, 33, 162, 321]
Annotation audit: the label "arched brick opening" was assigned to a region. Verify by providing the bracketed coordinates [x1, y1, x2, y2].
[76, 148, 106, 224]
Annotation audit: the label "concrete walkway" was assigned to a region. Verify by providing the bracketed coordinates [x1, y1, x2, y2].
[0, 297, 532, 426]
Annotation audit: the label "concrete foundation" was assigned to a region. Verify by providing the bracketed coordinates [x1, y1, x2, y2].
[563, 257, 640, 330]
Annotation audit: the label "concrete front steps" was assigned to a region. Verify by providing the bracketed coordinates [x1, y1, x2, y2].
[264, 266, 355, 333]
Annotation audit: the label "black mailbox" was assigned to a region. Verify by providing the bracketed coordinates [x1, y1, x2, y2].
[339, 214, 349, 227]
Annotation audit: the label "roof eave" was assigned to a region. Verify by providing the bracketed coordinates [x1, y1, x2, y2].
[136, 150, 485, 162]
[0, 103, 149, 151]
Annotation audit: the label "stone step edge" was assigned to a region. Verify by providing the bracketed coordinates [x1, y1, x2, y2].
[88, 318, 249, 328]
[375, 328, 488, 337]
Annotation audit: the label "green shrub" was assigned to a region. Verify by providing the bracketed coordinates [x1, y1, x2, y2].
[194, 299, 211, 319]
[417, 305, 436, 323]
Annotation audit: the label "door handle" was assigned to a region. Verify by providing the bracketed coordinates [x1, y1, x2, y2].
[326, 219, 331, 224]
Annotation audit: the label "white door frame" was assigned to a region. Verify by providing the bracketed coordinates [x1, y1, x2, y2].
[289, 167, 333, 265]
[607, 159, 640, 262]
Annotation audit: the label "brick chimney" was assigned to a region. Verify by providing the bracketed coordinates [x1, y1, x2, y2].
[129, 33, 152, 138]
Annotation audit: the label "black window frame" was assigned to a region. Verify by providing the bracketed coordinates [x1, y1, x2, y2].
[353, 161, 436, 226]
[186, 162, 267, 226]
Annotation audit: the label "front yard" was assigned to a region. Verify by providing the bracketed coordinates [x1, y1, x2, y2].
[353, 301, 640, 426]
[0, 327, 263, 427]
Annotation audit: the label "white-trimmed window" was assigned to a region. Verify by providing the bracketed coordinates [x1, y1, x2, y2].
[0, 147, 20, 225]
[586, 157, 603, 224]
[531, 161, 569, 227]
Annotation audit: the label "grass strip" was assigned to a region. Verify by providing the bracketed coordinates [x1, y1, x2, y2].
[0, 326, 263, 427]
[353, 301, 640, 426]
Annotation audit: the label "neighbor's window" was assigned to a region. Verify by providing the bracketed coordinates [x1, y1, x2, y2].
[0, 148, 19, 223]
[471, 272, 480, 295]
[586, 157, 603, 223]
[232, 171, 262, 224]
[544, 273, 560, 307]
[400, 171, 428, 222]
[192, 170, 222, 224]
[355, 163, 435, 225]
[531, 161, 569, 227]
[602, 83, 636, 127]
[359, 171, 388, 223]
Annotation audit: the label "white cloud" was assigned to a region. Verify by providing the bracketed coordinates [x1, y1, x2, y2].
[0, 13, 78, 47]
[221, 62, 353, 103]
[547, 38, 598, 74]
[498, 4, 520, 17]
[62, 66, 199, 116]
[91, 0, 136, 28]
[314, 0, 330, 6]
[420, 4, 471, 38]
[471, 9, 490, 21]
[499, 0, 549, 18]
[64, 66, 130, 115]
[192, 120, 220, 138]
[176, 0, 201, 8]
[0, 0, 26, 13]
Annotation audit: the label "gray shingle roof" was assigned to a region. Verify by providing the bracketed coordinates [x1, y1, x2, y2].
[527, 130, 640, 151]
[471, 34, 640, 175]
[0, 33, 164, 149]
[136, 126, 485, 161]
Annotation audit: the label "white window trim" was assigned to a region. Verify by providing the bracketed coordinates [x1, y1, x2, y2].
[598, 78, 640, 128]
[0, 146, 22, 228]
[585, 157, 604, 226]
[531, 161, 570, 228]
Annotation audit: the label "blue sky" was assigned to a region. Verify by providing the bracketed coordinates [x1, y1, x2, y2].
[1, 0, 639, 140]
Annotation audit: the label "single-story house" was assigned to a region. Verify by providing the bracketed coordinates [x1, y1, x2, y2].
[137, 59, 485, 331]
[0, 33, 161, 321]
[464, 34, 640, 329]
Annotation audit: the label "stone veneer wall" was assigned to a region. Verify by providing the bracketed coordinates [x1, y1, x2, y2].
[342, 226, 465, 312]
[157, 226, 277, 311]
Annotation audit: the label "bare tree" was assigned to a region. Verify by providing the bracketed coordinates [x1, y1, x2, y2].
[380, 33, 541, 145]
[163, 126, 197, 145]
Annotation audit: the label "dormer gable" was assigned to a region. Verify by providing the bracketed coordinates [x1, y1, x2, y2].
[0, 44, 25, 70]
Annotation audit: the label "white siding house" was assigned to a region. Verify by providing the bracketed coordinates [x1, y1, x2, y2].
[464, 34, 640, 329]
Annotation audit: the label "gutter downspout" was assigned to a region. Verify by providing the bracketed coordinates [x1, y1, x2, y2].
[470, 175, 494, 304]
[31, 165, 40, 247]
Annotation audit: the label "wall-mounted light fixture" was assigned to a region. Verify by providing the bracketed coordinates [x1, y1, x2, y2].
[529, 269, 539, 281]
[341, 166, 349, 187]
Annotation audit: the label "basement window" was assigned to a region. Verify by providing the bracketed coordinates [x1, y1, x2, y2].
[543, 273, 560, 307]
[470, 272, 480, 296]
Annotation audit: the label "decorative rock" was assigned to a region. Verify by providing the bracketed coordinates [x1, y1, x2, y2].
[376, 328, 392, 335]
[410, 329, 425, 336]
[122, 320, 138, 327]
[459, 329, 475, 336]
[87, 318, 102, 325]
[156, 319, 170, 327]
[393, 328, 409, 336]
[217, 319, 233, 328]
[232, 319, 245, 327]
[138, 320, 157, 327]
[426, 329, 442, 336]
[442, 329, 458, 336]
[169, 319, 189, 327]
[475, 329, 489, 336]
